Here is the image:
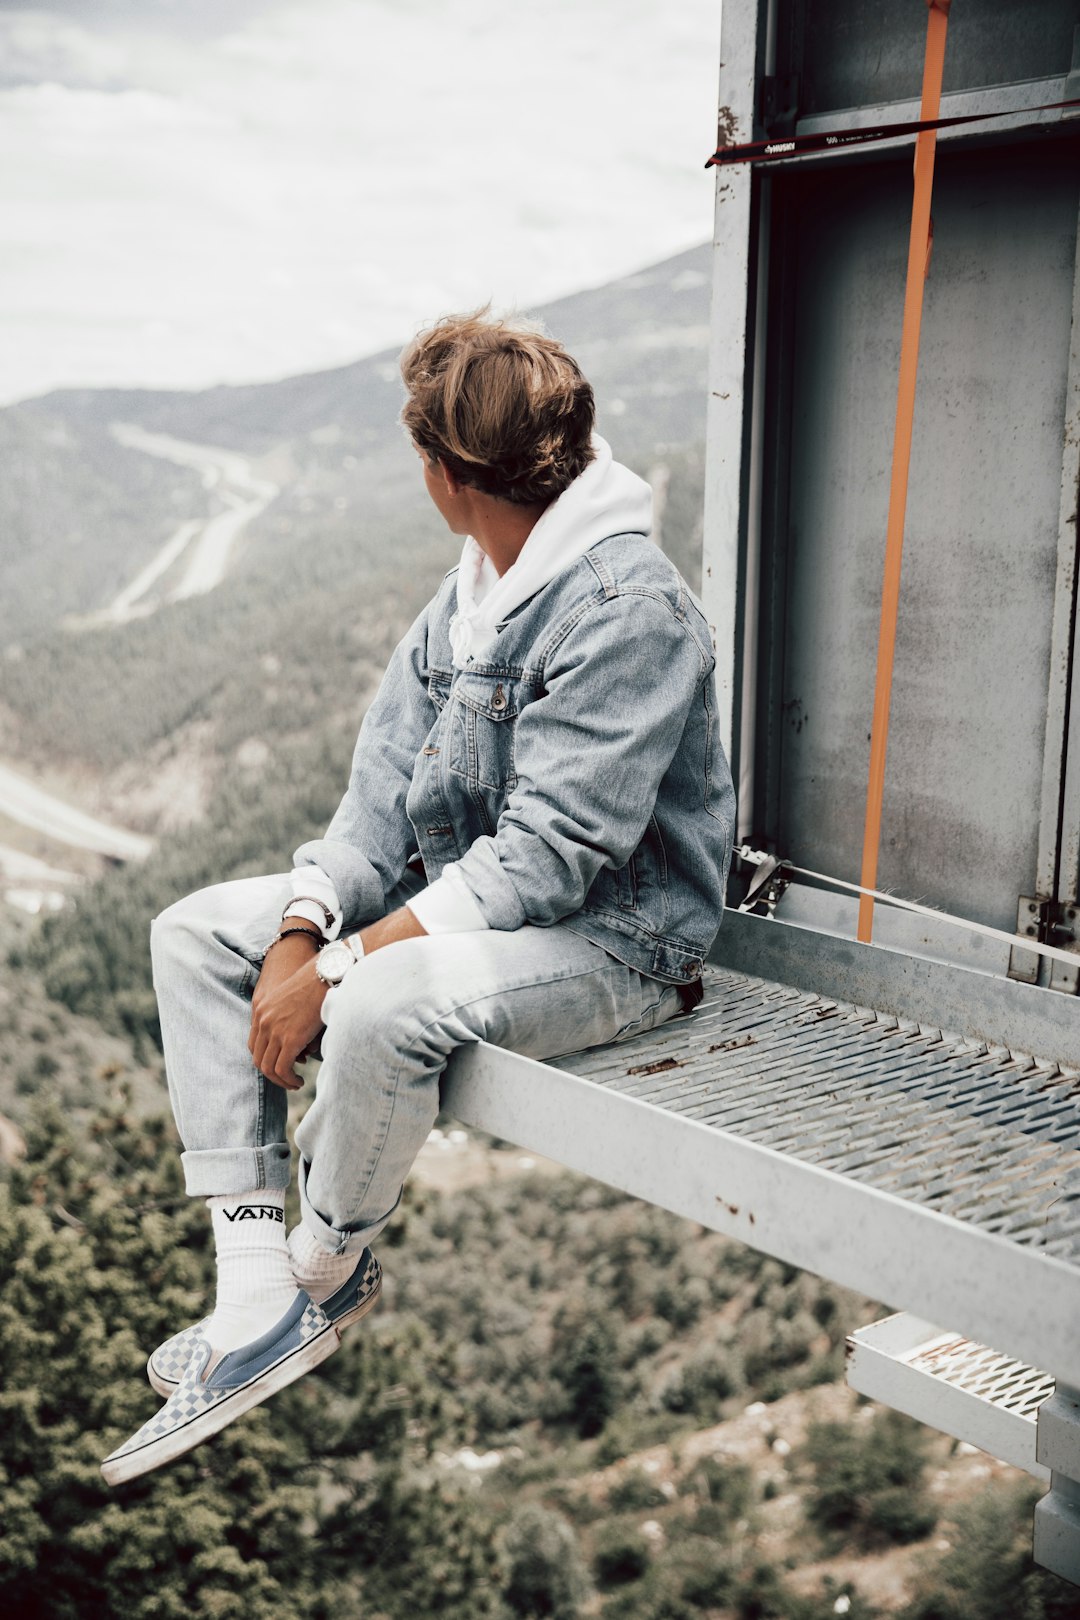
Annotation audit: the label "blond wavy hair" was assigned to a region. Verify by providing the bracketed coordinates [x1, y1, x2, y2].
[399, 309, 595, 506]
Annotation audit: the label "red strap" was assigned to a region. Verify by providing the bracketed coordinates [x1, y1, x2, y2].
[857, 0, 951, 944]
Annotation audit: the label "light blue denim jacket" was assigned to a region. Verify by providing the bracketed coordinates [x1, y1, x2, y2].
[295, 533, 736, 986]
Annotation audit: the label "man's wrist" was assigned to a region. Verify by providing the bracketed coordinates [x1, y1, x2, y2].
[283, 896, 334, 939]
[264, 924, 323, 960]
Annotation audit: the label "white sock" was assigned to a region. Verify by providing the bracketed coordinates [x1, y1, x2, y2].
[203, 1190, 298, 1353]
[288, 1222, 359, 1304]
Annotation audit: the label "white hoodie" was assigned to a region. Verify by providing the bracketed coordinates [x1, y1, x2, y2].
[448, 435, 652, 668]
[287, 436, 652, 940]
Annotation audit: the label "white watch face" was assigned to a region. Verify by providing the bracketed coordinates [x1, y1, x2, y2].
[316, 941, 356, 985]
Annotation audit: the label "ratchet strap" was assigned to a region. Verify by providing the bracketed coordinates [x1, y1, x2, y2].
[705, 94, 1080, 168]
[858, 0, 951, 943]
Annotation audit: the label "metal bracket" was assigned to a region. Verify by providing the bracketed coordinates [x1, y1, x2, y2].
[1049, 901, 1080, 995]
[1035, 1383, 1080, 1587]
[735, 846, 792, 917]
[759, 74, 800, 137]
[1009, 896, 1049, 984]
[1008, 896, 1080, 991]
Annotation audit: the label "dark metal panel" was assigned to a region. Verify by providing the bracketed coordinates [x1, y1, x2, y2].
[782, 0, 1080, 116]
[768, 138, 1079, 931]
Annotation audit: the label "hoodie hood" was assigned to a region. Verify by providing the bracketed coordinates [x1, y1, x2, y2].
[448, 435, 652, 669]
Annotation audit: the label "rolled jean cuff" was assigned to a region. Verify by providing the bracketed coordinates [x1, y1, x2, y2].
[297, 1153, 402, 1256]
[181, 1142, 291, 1197]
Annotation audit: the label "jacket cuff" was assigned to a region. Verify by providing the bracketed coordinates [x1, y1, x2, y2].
[450, 838, 529, 932]
[406, 867, 490, 935]
[292, 838, 386, 929]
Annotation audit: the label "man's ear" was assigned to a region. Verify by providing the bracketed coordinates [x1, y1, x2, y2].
[440, 460, 463, 498]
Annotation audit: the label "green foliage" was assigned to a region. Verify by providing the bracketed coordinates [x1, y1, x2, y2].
[594, 1415, 641, 1467]
[900, 1482, 1079, 1620]
[319, 1462, 506, 1619]
[802, 1408, 938, 1550]
[675, 1542, 737, 1610]
[0, 1097, 506, 1620]
[680, 1455, 755, 1533]
[607, 1468, 669, 1514]
[551, 1298, 621, 1439]
[0, 1098, 321, 1620]
[502, 1504, 590, 1619]
[594, 1522, 652, 1587]
[660, 1348, 740, 1419]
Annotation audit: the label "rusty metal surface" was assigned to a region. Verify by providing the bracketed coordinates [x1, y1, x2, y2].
[910, 1335, 1056, 1420]
[555, 965, 1080, 1266]
[846, 1312, 1052, 1478]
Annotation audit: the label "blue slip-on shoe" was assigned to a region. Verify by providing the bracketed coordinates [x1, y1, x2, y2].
[145, 1248, 381, 1398]
[104, 1288, 346, 1486]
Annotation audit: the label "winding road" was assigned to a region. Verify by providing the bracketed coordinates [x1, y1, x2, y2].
[0, 762, 153, 861]
[92, 423, 279, 623]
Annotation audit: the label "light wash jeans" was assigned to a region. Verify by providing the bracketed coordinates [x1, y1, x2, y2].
[151, 872, 684, 1255]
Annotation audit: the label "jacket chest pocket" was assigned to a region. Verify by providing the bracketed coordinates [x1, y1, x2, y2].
[448, 675, 520, 792]
[427, 669, 453, 713]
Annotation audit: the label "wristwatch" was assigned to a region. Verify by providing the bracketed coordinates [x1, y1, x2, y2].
[314, 937, 361, 987]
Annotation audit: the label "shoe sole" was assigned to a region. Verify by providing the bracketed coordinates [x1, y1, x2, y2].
[145, 1278, 381, 1400]
[106, 1286, 379, 1487]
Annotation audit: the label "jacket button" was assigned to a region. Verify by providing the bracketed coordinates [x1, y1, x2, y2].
[490, 684, 507, 712]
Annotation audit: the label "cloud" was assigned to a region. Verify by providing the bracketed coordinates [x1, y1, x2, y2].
[0, 11, 132, 89]
[0, 0, 722, 402]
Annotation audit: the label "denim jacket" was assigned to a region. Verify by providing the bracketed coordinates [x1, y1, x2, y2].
[295, 533, 736, 986]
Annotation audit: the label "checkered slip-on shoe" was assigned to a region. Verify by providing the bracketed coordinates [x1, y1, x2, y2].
[146, 1248, 381, 1398]
[104, 1290, 339, 1486]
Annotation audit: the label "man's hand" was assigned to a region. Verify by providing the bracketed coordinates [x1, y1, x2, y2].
[249, 907, 427, 1091]
[250, 933, 326, 1091]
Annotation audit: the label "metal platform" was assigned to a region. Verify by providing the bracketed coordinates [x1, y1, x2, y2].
[443, 918, 1080, 1391]
[847, 1313, 1054, 1478]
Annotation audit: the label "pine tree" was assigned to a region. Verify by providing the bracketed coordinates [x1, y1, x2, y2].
[0, 1089, 519, 1620]
[0, 1096, 326, 1620]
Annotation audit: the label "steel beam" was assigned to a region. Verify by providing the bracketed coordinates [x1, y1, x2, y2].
[443, 1038, 1080, 1389]
[702, 0, 763, 762]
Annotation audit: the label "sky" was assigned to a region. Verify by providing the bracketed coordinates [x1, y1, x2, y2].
[2, 0, 723, 404]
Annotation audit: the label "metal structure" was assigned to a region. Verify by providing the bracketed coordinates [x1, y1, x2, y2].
[443, 0, 1080, 1587]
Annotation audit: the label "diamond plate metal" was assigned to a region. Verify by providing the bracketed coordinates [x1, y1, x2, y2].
[846, 1311, 1054, 1478]
[557, 965, 1080, 1265]
[909, 1336, 1055, 1419]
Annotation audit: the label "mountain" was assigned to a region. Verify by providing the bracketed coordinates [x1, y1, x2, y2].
[22, 243, 710, 459]
[0, 241, 711, 820]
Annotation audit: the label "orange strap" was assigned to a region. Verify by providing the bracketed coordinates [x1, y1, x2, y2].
[857, 0, 952, 944]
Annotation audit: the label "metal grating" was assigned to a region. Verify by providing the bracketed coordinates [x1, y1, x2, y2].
[556, 965, 1080, 1266]
[907, 1335, 1055, 1420]
[846, 1312, 1053, 1478]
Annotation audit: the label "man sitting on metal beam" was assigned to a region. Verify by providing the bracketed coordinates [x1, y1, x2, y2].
[103, 309, 735, 1485]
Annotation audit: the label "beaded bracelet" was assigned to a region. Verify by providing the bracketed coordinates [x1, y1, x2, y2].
[263, 925, 323, 958]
